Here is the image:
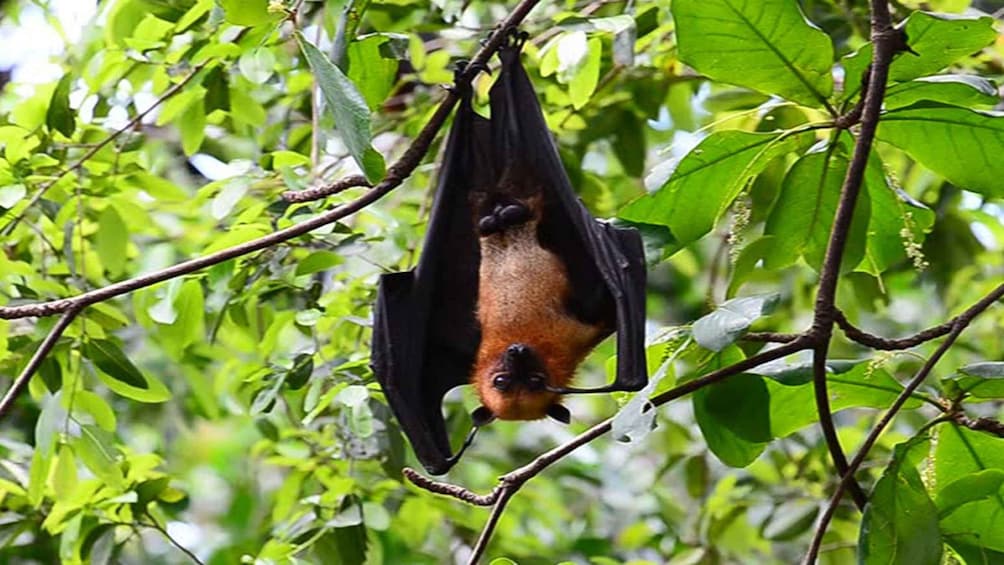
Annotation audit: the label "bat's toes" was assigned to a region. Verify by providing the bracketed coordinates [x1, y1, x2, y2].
[498, 203, 531, 226]
[478, 215, 501, 235]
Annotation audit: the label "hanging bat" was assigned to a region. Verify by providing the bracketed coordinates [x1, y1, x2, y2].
[372, 32, 647, 475]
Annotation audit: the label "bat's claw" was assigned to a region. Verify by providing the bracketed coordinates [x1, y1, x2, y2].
[500, 26, 529, 50]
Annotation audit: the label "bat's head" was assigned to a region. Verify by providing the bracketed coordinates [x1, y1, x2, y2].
[472, 343, 571, 423]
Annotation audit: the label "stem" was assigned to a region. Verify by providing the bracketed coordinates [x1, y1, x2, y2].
[0, 309, 80, 418]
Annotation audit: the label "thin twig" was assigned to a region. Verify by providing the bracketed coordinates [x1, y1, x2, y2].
[834, 308, 955, 350]
[802, 282, 1004, 564]
[402, 468, 498, 506]
[0, 308, 80, 418]
[282, 175, 372, 202]
[0, 63, 208, 237]
[806, 0, 904, 512]
[468, 488, 515, 564]
[744, 331, 801, 343]
[142, 516, 205, 565]
[951, 413, 1004, 438]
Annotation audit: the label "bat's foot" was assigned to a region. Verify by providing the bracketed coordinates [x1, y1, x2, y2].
[477, 199, 531, 236]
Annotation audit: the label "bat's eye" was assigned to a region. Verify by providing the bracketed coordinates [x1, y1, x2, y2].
[492, 374, 512, 391]
[526, 374, 546, 391]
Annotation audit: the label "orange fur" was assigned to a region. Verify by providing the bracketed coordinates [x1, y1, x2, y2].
[471, 201, 604, 420]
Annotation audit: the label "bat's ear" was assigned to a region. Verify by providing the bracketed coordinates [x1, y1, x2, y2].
[546, 403, 571, 424]
[471, 405, 496, 427]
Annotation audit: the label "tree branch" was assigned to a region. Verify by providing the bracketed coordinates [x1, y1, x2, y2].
[802, 281, 1004, 564]
[806, 0, 902, 512]
[744, 331, 801, 343]
[0, 308, 80, 418]
[834, 308, 955, 350]
[282, 175, 372, 202]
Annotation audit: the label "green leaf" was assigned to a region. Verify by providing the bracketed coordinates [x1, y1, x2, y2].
[296, 32, 385, 182]
[83, 339, 148, 389]
[934, 424, 1004, 552]
[46, 74, 75, 138]
[694, 372, 770, 468]
[692, 293, 779, 352]
[885, 75, 1000, 109]
[346, 35, 400, 111]
[95, 205, 128, 277]
[671, 0, 834, 107]
[859, 440, 942, 565]
[951, 362, 1004, 399]
[295, 251, 342, 275]
[843, 12, 997, 100]
[285, 353, 313, 391]
[936, 469, 1004, 518]
[569, 37, 601, 110]
[763, 144, 870, 271]
[179, 100, 206, 155]
[160, 279, 206, 355]
[0, 183, 26, 209]
[219, 0, 281, 26]
[52, 444, 78, 499]
[620, 129, 814, 246]
[72, 425, 125, 490]
[766, 362, 922, 437]
[877, 103, 1004, 198]
[72, 390, 117, 431]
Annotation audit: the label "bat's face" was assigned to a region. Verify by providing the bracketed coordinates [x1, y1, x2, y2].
[473, 343, 571, 422]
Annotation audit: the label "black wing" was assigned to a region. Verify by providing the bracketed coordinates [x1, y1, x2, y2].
[489, 36, 648, 394]
[371, 81, 490, 475]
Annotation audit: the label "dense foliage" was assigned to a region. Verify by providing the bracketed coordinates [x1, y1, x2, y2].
[0, 0, 1002, 563]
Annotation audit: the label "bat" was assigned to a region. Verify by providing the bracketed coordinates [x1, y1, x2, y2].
[372, 31, 647, 475]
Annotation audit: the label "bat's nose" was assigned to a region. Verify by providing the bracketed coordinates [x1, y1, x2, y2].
[506, 344, 529, 357]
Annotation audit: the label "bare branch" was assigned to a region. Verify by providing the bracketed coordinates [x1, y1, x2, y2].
[806, 0, 908, 511]
[834, 308, 956, 350]
[402, 468, 498, 506]
[0, 63, 208, 237]
[282, 175, 372, 202]
[468, 488, 515, 564]
[802, 281, 1004, 565]
[744, 331, 801, 343]
[0, 308, 80, 417]
[952, 413, 1004, 438]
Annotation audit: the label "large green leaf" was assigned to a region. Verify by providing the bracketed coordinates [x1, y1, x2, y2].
[842, 12, 997, 99]
[934, 424, 1004, 552]
[877, 103, 1004, 198]
[947, 362, 1004, 399]
[219, 0, 281, 26]
[766, 362, 922, 438]
[859, 440, 942, 565]
[620, 129, 814, 247]
[296, 32, 386, 183]
[46, 74, 75, 138]
[885, 75, 1000, 110]
[83, 338, 148, 389]
[763, 144, 870, 271]
[346, 35, 400, 111]
[694, 375, 770, 468]
[671, 0, 834, 107]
